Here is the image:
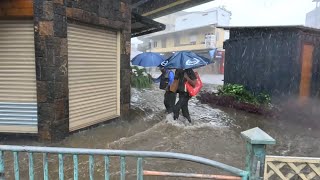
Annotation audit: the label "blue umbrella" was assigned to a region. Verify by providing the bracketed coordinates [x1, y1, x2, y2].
[163, 51, 210, 69]
[131, 52, 164, 67]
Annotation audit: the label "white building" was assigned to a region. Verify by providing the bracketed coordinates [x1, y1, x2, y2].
[175, 7, 231, 31]
[306, 0, 320, 29]
[136, 7, 231, 74]
[137, 7, 231, 54]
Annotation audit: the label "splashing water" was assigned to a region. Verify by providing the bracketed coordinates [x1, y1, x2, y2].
[0, 83, 319, 179]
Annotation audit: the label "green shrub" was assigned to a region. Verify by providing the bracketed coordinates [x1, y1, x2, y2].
[218, 84, 271, 105]
[256, 92, 271, 104]
[131, 66, 153, 89]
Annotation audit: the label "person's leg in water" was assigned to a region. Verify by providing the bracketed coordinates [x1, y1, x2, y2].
[167, 91, 176, 113]
[174, 92, 189, 121]
[180, 92, 192, 123]
[164, 91, 170, 112]
[173, 93, 182, 120]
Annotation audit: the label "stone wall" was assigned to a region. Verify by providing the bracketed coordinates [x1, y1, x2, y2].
[33, 0, 69, 141]
[34, 0, 131, 141]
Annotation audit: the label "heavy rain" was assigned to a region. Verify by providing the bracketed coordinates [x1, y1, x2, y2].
[0, 0, 319, 179]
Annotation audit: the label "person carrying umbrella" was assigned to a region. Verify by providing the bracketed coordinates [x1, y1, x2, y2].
[164, 51, 211, 123]
[173, 69, 197, 123]
[152, 67, 176, 113]
[131, 52, 176, 113]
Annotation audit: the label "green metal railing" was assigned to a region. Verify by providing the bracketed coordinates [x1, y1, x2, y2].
[0, 127, 277, 180]
[0, 145, 248, 180]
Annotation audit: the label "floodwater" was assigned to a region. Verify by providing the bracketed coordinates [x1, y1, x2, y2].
[1, 78, 320, 179]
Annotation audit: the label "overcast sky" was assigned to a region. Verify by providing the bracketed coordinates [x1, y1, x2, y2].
[185, 0, 316, 26]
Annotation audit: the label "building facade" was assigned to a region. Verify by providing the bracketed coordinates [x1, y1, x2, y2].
[0, 0, 132, 141]
[0, 0, 215, 141]
[143, 27, 226, 55]
[138, 8, 231, 53]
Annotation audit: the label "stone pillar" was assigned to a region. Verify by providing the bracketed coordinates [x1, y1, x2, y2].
[119, 2, 132, 117]
[120, 30, 131, 116]
[241, 127, 276, 180]
[34, 0, 69, 141]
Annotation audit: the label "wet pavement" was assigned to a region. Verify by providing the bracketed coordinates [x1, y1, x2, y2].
[0, 80, 319, 179]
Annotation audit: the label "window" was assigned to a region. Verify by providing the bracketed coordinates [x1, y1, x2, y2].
[153, 41, 158, 48]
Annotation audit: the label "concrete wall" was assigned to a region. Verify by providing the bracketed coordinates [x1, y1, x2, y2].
[34, 0, 131, 141]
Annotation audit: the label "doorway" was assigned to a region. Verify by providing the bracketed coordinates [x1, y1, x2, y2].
[299, 44, 314, 101]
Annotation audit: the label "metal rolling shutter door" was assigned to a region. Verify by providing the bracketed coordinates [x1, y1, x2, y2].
[0, 21, 38, 133]
[68, 24, 119, 131]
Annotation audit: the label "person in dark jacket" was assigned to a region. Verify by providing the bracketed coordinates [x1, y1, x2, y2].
[153, 67, 176, 113]
[173, 69, 197, 123]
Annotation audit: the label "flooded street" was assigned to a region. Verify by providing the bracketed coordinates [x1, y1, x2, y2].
[1, 0, 319, 178]
[1, 81, 320, 179]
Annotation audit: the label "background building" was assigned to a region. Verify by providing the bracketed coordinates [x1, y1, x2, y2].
[306, 0, 320, 29]
[137, 7, 231, 74]
[139, 7, 231, 56]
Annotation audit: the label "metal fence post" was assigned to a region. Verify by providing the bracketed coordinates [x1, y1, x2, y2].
[241, 127, 276, 180]
[0, 151, 4, 180]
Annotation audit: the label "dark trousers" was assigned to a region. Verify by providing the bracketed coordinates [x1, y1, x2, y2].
[173, 92, 191, 122]
[164, 91, 177, 113]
